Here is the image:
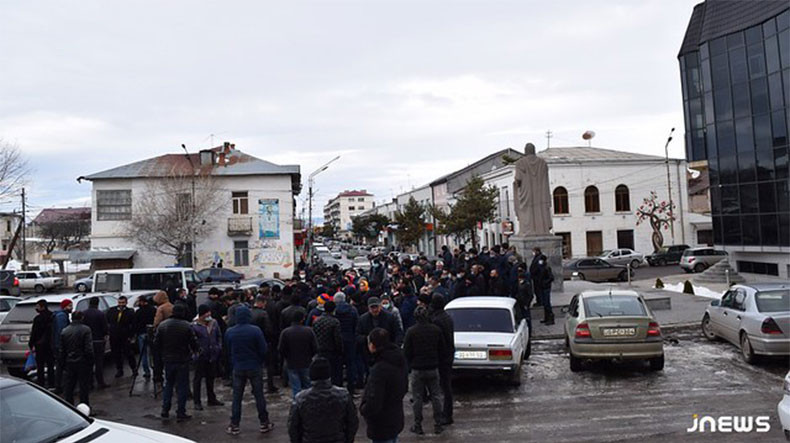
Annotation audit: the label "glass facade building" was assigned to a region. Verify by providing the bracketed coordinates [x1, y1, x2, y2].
[679, 1, 790, 277]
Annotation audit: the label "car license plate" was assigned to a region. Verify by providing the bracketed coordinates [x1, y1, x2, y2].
[17, 335, 29, 343]
[602, 328, 635, 337]
[455, 351, 487, 360]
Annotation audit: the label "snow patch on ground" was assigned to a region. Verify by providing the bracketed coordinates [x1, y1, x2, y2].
[660, 282, 723, 299]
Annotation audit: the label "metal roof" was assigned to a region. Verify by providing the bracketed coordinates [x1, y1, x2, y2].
[51, 250, 137, 262]
[32, 207, 90, 225]
[537, 147, 679, 164]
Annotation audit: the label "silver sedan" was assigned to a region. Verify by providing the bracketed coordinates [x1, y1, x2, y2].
[701, 283, 790, 364]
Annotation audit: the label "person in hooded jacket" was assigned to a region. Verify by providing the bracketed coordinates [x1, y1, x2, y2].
[333, 292, 358, 394]
[59, 310, 94, 406]
[191, 304, 223, 410]
[224, 305, 274, 435]
[429, 294, 455, 425]
[288, 357, 359, 443]
[360, 328, 408, 443]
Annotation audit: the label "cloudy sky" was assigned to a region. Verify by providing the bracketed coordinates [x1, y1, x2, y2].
[1, 0, 699, 221]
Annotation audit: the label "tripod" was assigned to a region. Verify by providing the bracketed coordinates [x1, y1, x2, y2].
[129, 328, 158, 398]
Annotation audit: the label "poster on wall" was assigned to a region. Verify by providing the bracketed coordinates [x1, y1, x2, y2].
[259, 198, 280, 239]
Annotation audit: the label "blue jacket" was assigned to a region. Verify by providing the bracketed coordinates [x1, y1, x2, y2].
[224, 305, 267, 371]
[52, 310, 70, 351]
[192, 319, 222, 363]
[400, 295, 417, 332]
[334, 301, 358, 343]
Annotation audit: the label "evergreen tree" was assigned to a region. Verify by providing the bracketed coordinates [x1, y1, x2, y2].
[430, 175, 498, 249]
[393, 196, 426, 250]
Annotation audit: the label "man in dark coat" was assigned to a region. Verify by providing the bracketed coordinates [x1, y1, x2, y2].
[105, 295, 137, 378]
[529, 247, 554, 325]
[312, 301, 344, 386]
[403, 306, 445, 435]
[429, 294, 455, 425]
[441, 245, 454, 272]
[29, 300, 55, 389]
[251, 295, 278, 392]
[133, 295, 157, 379]
[154, 304, 198, 421]
[287, 357, 358, 443]
[333, 292, 358, 393]
[279, 310, 317, 399]
[191, 304, 223, 410]
[488, 269, 509, 296]
[82, 296, 109, 389]
[360, 328, 408, 443]
[59, 310, 94, 406]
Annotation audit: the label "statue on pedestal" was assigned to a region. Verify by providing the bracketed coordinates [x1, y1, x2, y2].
[513, 143, 552, 236]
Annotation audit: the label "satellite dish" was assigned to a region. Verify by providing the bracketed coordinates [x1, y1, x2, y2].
[582, 130, 596, 140]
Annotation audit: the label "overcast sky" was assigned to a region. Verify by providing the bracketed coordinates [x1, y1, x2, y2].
[1, 0, 699, 220]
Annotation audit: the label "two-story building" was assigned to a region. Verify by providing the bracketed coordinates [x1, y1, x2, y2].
[82, 143, 301, 279]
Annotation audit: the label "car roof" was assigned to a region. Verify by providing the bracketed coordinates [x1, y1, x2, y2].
[0, 296, 22, 300]
[0, 376, 24, 389]
[96, 268, 194, 274]
[735, 282, 790, 292]
[445, 296, 515, 310]
[578, 289, 642, 298]
[16, 293, 102, 305]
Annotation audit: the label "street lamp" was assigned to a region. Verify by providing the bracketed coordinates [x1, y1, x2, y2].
[182, 144, 197, 267]
[308, 155, 340, 260]
[663, 128, 676, 243]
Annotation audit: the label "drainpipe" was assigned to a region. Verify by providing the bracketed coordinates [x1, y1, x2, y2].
[676, 161, 686, 244]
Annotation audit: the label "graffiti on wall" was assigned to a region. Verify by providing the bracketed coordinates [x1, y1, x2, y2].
[259, 199, 280, 239]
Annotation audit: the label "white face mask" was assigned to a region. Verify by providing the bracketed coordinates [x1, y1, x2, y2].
[381, 303, 391, 310]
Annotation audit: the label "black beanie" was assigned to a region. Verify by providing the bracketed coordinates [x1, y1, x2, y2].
[309, 357, 331, 381]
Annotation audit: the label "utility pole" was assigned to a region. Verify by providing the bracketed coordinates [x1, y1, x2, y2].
[307, 155, 341, 261]
[664, 128, 676, 243]
[546, 130, 553, 149]
[21, 188, 26, 270]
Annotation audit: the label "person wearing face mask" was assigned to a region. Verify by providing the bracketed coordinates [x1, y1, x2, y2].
[379, 294, 403, 333]
[106, 295, 138, 379]
[191, 304, 224, 410]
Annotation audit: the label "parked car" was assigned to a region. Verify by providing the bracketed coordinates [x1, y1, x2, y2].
[0, 376, 195, 442]
[564, 289, 664, 372]
[598, 249, 645, 268]
[73, 274, 93, 293]
[0, 270, 20, 296]
[779, 371, 790, 441]
[562, 258, 632, 282]
[93, 268, 200, 294]
[0, 293, 117, 377]
[331, 251, 343, 259]
[700, 283, 790, 364]
[352, 256, 371, 272]
[196, 267, 244, 283]
[445, 296, 530, 386]
[0, 296, 22, 324]
[16, 271, 64, 293]
[646, 244, 690, 266]
[679, 247, 728, 273]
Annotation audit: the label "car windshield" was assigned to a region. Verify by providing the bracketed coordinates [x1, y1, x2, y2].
[94, 273, 123, 292]
[0, 383, 90, 443]
[0, 298, 19, 312]
[447, 308, 513, 333]
[583, 295, 646, 317]
[4, 304, 58, 323]
[755, 290, 790, 313]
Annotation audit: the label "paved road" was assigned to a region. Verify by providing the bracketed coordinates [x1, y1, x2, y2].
[67, 332, 787, 442]
[631, 263, 686, 282]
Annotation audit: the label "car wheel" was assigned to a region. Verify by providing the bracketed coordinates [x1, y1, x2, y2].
[701, 315, 717, 341]
[693, 263, 706, 273]
[508, 362, 522, 386]
[569, 353, 582, 372]
[76, 283, 87, 292]
[784, 429, 790, 441]
[618, 270, 628, 282]
[34, 284, 45, 294]
[524, 339, 531, 360]
[564, 335, 569, 349]
[740, 332, 757, 364]
[658, 258, 667, 266]
[649, 355, 664, 371]
[630, 259, 640, 269]
[576, 273, 585, 281]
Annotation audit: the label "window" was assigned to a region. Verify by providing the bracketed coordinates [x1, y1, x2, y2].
[583, 296, 646, 317]
[738, 261, 780, 276]
[617, 230, 634, 250]
[234, 241, 249, 267]
[5, 220, 9, 232]
[97, 190, 132, 220]
[232, 191, 248, 214]
[553, 187, 569, 214]
[358, 206, 365, 210]
[614, 185, 630, 212]
[349, 206, 356, 211]
[446, 308, 514, 333]
[358, 198, 365, 202]
[586, 231, 603, 256]
[697, 229, 713, 246]
[754, 290, 789, 311]
[130, 272, 183, 291]
[558, 232, 572, 259]
[584, 186, 600, 213]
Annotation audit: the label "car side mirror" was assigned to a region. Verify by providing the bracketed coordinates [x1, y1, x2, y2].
[710, 300, 720, 307]
[76, 403, 91, 416]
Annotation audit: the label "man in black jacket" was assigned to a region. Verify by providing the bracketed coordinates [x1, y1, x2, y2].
[60, 311, 94, 406]
[429, 294, 455, 425]
[403, 306, 445, 435]
[360, 328, 408, 443]
[279, 310, 317, 399]
[154, 304, 198, 421]
[529, 247, 554, 325]
[251, 295, 278, 392]
[106, 296, 137, 378]
[287, 357, 358, 443]
[29, 300, 54, 389]
[312, 301, 343, 386]
[134, 295, 157, 379]
[82, 297, 109, 389]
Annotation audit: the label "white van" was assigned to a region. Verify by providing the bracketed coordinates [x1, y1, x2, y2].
[92, 268, 201, 294]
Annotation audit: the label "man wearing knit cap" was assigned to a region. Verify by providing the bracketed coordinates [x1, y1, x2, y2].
[307, 293, 331, 327]
[52, 298, 73, 392]
[333, 292, 359, 394]
[288, 357, 359, 443]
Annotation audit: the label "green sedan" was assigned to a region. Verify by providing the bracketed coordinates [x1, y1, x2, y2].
[564, 289, 664, 372]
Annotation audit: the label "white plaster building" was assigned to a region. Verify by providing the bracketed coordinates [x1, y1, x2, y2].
[477, 147, 712, 258]
[82, 143, 301, 279]
[323, 190, 374, 239]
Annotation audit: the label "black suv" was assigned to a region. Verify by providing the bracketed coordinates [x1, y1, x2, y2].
[646, 245, 690, 266]
[0, 270, 20, 296]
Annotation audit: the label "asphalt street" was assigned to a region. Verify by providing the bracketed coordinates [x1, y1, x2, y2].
[68, 331, 788, 443]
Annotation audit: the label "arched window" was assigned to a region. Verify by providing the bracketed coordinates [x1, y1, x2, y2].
[553, 187, 569, 214]
[584, 186, 600, 213]
[615, 184, 630, 212]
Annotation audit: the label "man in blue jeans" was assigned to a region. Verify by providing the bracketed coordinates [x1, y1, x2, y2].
[154, 304, 197, 421]
[225, 305, 274, 435]
[279, 309, 317, 398]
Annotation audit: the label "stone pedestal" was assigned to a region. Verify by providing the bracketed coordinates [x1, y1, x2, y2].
[510, 234, 564, 292]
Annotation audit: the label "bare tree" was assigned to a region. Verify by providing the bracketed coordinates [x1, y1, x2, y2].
[37, 212, 91, 254]
[123, 172, 225, 265]
[0, 140, 31, 202]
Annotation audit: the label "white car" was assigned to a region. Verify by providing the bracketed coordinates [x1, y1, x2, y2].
[444, 296, 530, 386]
[779, 371, 790, 441]
[0, 296, 22, 324]
[352, 256, 371, 272]
[16, 271, 64, 293]
[598, 249, 645, 268]
[0, 376, 195, 442]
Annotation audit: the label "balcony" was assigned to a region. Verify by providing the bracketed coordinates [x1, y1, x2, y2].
[228, 216, 252, 236]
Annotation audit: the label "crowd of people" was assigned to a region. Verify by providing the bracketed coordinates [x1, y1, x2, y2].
[26, 242, 555, 442]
